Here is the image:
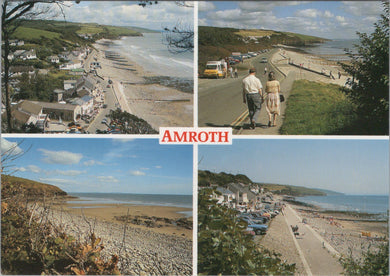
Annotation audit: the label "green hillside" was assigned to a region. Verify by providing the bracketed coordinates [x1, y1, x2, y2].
[198, 26, 328, 72]
[198, 170, 328, 196]
[9, 19, 144, 45]
[12, 26, 61, 40]
[1, 175, 67, 198]
[198, 170, 253, 187]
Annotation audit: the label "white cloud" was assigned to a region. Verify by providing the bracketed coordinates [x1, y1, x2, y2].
[155, 165, 162, 169]
[97, 175, 119, 183]
[51, 169, 86, 176]
[140, 167, 150, 170]
[342, 1, 383, 17]
[38, 149, 82, 165]
[199, 2, 216, 12]
[336, 15, 346, 23]
[323, 10, 333, 18]
[1, 138, 23, 156]
[295, 9, 319, 18]
[130, 170, 146, 176]
[83, 160, 104, 166]
[60, 1, 193, 31]
[39, 178, 76, 184]
[26, 165, 42, 173]
[239, 1, 302, 13]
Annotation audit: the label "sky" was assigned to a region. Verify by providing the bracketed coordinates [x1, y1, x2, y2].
[198, 1, 385, 39]
[198, 139, 389, 195]
[1, 137, 193, 195]
[46, 1, 194, 31]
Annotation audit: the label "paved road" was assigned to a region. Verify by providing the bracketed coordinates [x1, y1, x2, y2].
[283, 205, 344, 276]
[198, 50, 282, 130]
[86, 85, 118, 133]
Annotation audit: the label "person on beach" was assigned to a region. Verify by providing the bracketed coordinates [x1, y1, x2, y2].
[265, 71, 281, 127]
[242, 67, 263, 129]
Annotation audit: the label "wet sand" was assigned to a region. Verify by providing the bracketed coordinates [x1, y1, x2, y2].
[55, 201, 193, 239]
[94, 39, 193, 130]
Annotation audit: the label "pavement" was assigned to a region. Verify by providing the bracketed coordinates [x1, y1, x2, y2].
[283, 205, 344, 276]
[236, 48, 350, 135]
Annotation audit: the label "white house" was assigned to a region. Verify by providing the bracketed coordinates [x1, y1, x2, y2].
[60, 59, 82, 70]
[48, 55, 60, 63]
[22, 50, 37, 60]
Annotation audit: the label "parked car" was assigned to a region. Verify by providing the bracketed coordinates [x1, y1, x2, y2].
[260, 57, 268, 63]
[239, 217, 268, 235]
[243, 227, 256, 238]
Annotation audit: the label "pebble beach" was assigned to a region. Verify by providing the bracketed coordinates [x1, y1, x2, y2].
[34, 202, 193, 275]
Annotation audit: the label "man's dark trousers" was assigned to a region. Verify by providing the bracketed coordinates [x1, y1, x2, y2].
[246, 93, 262, 124]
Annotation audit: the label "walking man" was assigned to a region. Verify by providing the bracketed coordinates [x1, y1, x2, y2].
[242, 68, 263, 129]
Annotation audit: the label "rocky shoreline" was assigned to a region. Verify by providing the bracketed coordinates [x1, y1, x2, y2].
[45, 207, 192, 275]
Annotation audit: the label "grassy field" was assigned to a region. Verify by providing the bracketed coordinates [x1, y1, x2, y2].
[280, 80, 357, 135]
[12, 26, 61, 40]
[76, 24, 104, 34]
[235, 29, 276, 37]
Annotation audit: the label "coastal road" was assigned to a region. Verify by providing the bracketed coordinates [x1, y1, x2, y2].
[198, 50, 283, 132]
[86, 85, 118, 133]
[283, 205, 344, 276]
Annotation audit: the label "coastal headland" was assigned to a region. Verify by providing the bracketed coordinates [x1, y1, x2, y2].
[93, 39, 193, 130]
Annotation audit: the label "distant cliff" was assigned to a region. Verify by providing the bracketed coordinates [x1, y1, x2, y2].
[1, 175, 67, 198]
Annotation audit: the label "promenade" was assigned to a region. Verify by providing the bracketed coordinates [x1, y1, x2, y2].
[283, 205, 344, 275]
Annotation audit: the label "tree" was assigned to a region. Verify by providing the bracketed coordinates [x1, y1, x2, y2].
[198, 188, 295, 275]
[1, 0, 68, 133]
[341, 1, 389, 134]
[1, 139, 30, 174]
[139, 1, 193, 53]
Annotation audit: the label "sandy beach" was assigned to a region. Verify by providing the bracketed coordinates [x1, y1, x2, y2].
[58, 201, 193, 239]
[93, 39, 193, 130]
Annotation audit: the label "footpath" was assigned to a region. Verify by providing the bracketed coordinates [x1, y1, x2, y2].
[237, 48, 350, 135]
[283, 205, 344, 276]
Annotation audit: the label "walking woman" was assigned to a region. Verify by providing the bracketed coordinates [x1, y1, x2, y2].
[265, 71, 281, 127]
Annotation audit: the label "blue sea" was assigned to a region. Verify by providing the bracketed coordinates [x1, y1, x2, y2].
[68, 193, 193, 217]
[297, 39, 360, 60]
[296, 195, 388, 216]
[112, 33, 193, 79]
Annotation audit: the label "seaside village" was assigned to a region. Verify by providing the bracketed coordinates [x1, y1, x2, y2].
[2, 39, 110, 134]
[202, 183, 284, 236]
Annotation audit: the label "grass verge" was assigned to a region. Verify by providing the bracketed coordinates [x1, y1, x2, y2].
[280, 80, 357, 135]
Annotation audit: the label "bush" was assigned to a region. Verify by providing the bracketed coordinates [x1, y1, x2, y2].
[198, 188, 295, 275]
[1, 182, 120, 275]
[340, 242, 389, 275]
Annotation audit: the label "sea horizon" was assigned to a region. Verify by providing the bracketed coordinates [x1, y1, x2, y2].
[68, 192, 193, 211]
[296, 194, 388, 215]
